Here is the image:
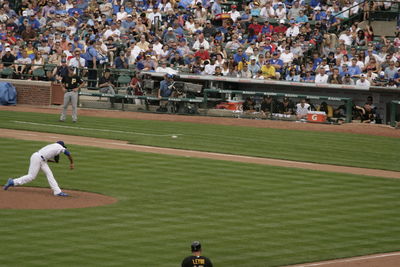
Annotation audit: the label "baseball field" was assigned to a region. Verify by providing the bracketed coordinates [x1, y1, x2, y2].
[0, 107, 400, 267]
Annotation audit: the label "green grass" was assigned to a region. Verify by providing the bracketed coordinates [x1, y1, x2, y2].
[1, 138, 400, 266]
[0, 110, 399, 171]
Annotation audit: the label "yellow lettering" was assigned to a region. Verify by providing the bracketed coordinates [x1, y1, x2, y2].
[192, 259, 205, 264]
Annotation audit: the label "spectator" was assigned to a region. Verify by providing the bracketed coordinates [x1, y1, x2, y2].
[2, 47, 15, 67]
[68, 48, 86, 70]
[261, 61, 277, 79]
[13, 50, 31, 79]
[301, 70, 315, 83]
[384, 61, 398, 79]
[342, 73, 355, 85]
[194, 46, 210, 61]
[285, 68, 300, 82]
[328, 68, 342, 84]
[356, 73, 371, 87]
[314, 67, 329, 84]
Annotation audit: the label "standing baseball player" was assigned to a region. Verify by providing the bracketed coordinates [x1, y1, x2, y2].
[181, 241, 213, 267]
[3, 141, 74, 197]
[59, 67, 85, 123]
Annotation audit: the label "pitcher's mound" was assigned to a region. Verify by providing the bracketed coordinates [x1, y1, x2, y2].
[0, 187, 117, 209]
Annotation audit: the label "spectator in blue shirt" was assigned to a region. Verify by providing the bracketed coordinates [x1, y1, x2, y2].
[348, 58, 362, 77]
[312, 6, 326, 21]
[233, 48, 248, 64]
[270, 52, 284, 74]
[211, 0, 222, 15]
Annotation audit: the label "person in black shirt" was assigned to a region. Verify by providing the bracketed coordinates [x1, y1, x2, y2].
[1, 47, 15, 67]
[181, 241, 213, 267]
[277, 97, 295, 115]
[242, 97, 256, 114]
[59, 67, 85, 123]
[98, 69, 116, 94]
[260, 95, 279, 115]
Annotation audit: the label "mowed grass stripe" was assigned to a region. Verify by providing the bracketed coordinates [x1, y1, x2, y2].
[0, 110, 399, 171]
[1, 138, 400, 266]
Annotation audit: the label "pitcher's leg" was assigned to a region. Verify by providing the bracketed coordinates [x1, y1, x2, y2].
[41, 163, 62, 195]
[13, 153, 41, 186]
[60, 93, 71, 121]
[71, 92, 78, 122]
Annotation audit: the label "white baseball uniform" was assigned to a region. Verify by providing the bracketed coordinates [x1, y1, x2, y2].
[13, 143, 68, 195]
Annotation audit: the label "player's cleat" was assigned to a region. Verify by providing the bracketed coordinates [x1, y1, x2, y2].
[3, 178, 14, 190]
[56, 192, 69, 197]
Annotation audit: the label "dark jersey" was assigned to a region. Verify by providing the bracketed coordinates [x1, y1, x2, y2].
[181, 255, 213, 267]
[62, 75, 83, 91]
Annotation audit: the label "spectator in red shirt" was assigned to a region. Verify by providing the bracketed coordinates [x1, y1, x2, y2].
[194, 46, 210, 61]
[248, 18, 263, 35]
[274, 19, 287, 34]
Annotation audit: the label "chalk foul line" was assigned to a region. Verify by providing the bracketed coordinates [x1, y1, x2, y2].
[12, 121, 182, 137]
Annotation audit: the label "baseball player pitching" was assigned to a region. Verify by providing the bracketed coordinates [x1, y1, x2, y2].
[3, 141, 74, 196]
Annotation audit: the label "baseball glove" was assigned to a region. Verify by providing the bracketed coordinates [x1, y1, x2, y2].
[54, 155, 60, 163]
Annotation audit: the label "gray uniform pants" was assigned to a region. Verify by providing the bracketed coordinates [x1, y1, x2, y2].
[60, 91, 78, 122]
[99, 86, 115, 95]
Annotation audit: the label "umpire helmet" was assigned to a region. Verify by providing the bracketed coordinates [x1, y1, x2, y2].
[191, 241, 201, 252]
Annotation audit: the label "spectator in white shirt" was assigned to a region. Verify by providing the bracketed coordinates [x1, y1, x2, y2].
[204, 58, 217, 75]
[338, 29, 353, 46]
[103, 23, 121, 41]
[286, 20, 299, 37]
[275, 3, 287, 20]
[147, 7, 162, 25]
[280, 46, 294, 65]
[314, 67, 329, 84]
[228, 5, 241, 22]
[356, 73, 371, 87]
[68, 48, 86, 69]
[192, 34, 210, 50]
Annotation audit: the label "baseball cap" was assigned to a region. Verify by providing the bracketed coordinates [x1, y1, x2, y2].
[314, 6, 321, 10]
[22, 10, 28, 16]
[290, 19, 295, 23]
[191, 241, 201, 252]
[231, 4, 237, 8]
[250, 56, 256, 60]
[167, 27, 173, 31]
[279, 19, 285, 24]
[56, 141, 67, 148]
[360, 73, 366, 77]
[5, 47, 11, 52]
[344, 73, 350, 77]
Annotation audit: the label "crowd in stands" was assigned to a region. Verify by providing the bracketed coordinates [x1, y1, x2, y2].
[0, 0, 399, 89]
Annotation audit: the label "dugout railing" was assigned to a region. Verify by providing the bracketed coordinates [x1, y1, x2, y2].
[78, 91, 204, 112]
[390, 100, 400, 127]
[204, 89, 353, 123]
